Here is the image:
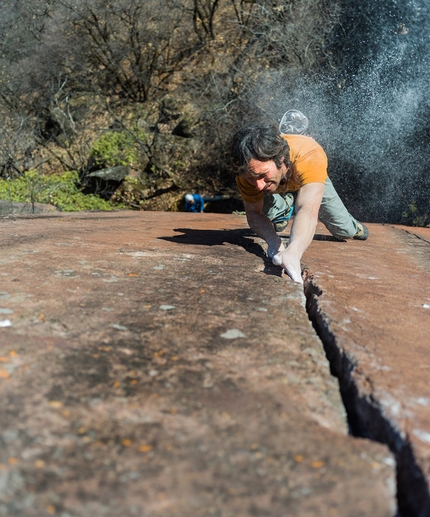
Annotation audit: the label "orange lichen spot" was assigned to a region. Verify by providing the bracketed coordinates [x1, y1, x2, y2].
[139, 444, 153, 453]
[98, 346, 111, 352]
[143, 304, 152, 309]
[0, 369, 10, 379]
[294, 454, 304, 463]
[8, 457, 18, 465]
[130, 379, 138, 385]
[9, 351, 18, 357]
[38, 313, 46, 322]
[199, 289, 205, 293]
[170, 356, 179, 361]
[0, 357, 9, 362]
[113, 381, 121, 388]
[264, 456, 276, 463]
[62, 410, 71, 418]
[122, 439, 132, 447]
[34, 460, 46, 469]
[77, 426, 86, 434]
[48, 401, 63, 408]
[46, 505, 56, 515]
[93, 353, 99, 358]
[311, 460, 325, 469]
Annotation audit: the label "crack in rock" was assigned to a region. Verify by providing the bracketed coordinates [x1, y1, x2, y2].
[303, 272, 430, 517]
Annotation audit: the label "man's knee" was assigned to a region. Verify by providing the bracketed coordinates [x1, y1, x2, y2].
[319, 210, 358, 239]
[329, 225, 356, 239]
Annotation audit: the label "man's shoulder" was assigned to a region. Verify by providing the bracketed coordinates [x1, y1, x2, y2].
[283, 134, 328, 187]
[281, 133, 323, 148]
[282, 134, 327, 164]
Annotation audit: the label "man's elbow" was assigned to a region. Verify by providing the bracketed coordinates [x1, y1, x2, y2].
[311, 210, 320, 225]
[246, 212, 255, 229]
[296, 204, 320, 223]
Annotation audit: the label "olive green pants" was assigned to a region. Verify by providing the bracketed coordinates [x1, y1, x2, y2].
[263, 177, 359, 239]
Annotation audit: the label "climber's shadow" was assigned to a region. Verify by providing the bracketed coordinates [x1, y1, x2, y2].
[159, 228, 343, 277]
[312, 234, 346, 242]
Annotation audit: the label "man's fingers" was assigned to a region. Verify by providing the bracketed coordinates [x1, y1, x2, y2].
[285, 268, 303, 284]
[272, 252, 303, 284]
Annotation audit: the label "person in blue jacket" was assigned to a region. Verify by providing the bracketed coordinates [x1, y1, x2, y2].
[184, 193, 205, 212]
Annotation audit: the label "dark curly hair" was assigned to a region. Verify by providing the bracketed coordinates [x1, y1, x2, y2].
[231, 123, 290, 176]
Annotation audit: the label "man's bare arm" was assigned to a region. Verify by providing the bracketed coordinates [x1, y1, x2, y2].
[272, 182, 325, 283]
[243, 199, 284, 259]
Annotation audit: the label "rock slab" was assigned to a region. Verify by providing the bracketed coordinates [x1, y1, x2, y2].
[0, 212, 396, 516]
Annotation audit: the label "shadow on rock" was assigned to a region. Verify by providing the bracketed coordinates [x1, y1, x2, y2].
[313, 234, 346, 242]
[159, 227, 283, 277]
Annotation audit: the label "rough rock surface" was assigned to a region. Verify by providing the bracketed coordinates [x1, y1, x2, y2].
[0, 211, 405, 516]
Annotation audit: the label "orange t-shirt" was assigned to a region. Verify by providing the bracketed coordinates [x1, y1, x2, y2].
[236, 134, 328, 204]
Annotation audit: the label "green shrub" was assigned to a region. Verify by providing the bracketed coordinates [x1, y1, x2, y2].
[0, 171, 119, 212]
[90, 130, 146, 168]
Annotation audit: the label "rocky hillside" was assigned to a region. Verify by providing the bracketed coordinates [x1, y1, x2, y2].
[0, 0, 428, 224]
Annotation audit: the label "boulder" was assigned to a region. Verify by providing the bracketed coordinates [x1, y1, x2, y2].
[88, 165, 130, 182]
[0, 200, 60, 215]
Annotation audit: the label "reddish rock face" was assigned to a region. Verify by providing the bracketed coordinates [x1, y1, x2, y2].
[303, 222, 430, 517]
[0, 211, 407, 516]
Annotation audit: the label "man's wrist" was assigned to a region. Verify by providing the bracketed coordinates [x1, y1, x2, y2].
[283, 231, 307, 254]
[267, 236, 284, 258]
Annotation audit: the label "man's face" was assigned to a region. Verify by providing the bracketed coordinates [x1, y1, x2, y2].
[242, 158, 287, 194]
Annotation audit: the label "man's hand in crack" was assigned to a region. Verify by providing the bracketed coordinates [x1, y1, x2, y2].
[272, 247, 303, 284]
[270, 183, 325, 284]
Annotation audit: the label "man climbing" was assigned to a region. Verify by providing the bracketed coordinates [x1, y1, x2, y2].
[231, 122, 368, 284]
[184, 193, 205, 212]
